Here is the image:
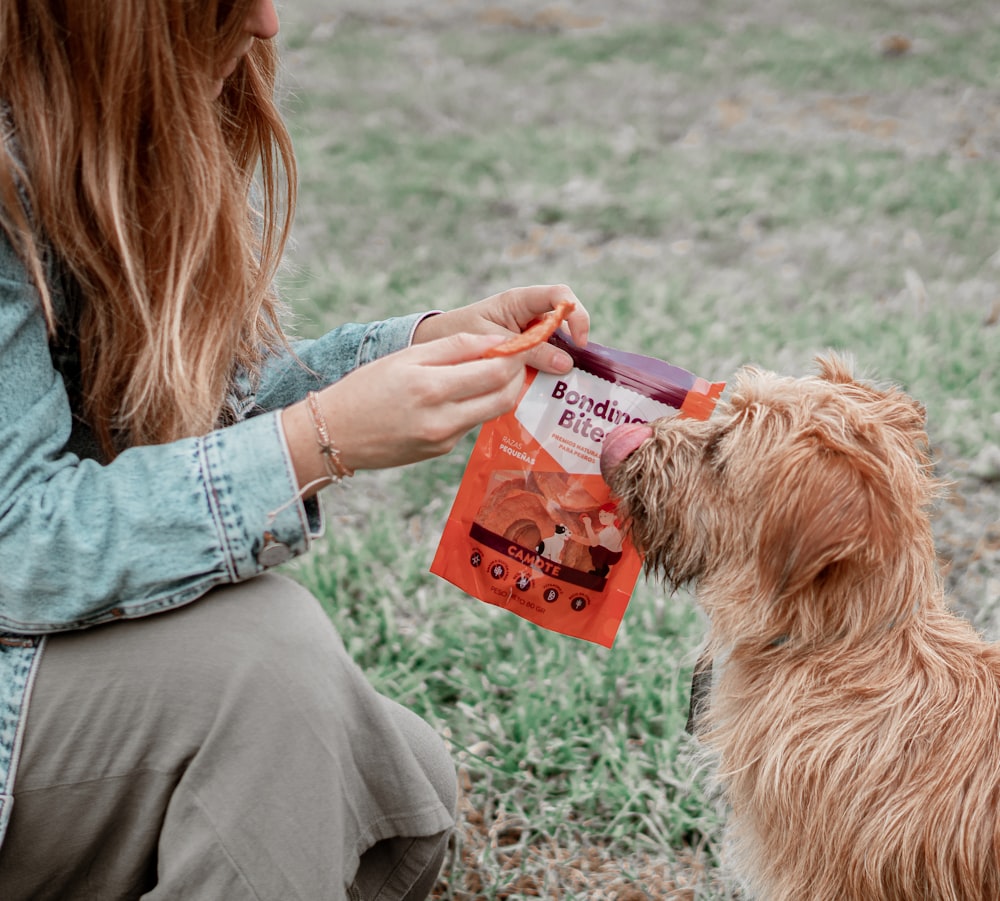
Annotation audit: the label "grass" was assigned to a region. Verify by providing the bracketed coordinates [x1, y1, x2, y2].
[305, 510, 707, 836]
[289, 499, 727, 896]
[275, 2, 1000, 895]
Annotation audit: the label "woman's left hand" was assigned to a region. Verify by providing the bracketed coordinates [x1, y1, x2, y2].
[412, 284, 589, 375]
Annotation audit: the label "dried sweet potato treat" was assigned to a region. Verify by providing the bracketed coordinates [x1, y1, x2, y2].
[432, 333, 724, 648]
[476, 488, 554, 539]
[483, 300, 575, 358]
[474, 474, 530, 524]
[530, 471, 601, 512]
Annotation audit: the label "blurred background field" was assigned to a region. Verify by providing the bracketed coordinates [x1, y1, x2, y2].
[274, 2, 1000, 896]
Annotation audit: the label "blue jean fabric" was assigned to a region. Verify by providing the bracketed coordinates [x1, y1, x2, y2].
[0, 226, 428, 850]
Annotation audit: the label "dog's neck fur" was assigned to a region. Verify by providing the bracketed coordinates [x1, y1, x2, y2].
[697, 527, 944, 656]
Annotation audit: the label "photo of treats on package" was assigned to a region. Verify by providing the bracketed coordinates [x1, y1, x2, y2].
[473, 470, 618, 585]
[431, 333, 725, 648]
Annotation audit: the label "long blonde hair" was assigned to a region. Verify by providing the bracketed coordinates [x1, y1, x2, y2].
[0, 0, 297, 456]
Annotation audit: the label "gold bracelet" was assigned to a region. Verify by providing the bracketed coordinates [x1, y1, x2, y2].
[305, 391, 354, 483]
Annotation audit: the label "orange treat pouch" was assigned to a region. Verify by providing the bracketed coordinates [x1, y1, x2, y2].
[431, 333, 724, 647]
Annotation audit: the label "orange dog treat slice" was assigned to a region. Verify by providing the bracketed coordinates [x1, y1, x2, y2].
[483, 300, 575, 358]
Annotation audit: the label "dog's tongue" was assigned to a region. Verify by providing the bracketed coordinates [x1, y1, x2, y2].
[600, 422, 653, 481]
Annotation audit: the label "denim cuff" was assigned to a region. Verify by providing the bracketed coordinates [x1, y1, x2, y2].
[201, 411, 316, 579]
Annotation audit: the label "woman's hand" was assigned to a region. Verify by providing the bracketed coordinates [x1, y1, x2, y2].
[281, 332, 526, 487]
[412, 284, 589, 375]
[281, 285, 590, 491]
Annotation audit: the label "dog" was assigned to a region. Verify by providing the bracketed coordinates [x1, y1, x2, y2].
[600, 353, 1000, 901]
[536, 523, 572, 563]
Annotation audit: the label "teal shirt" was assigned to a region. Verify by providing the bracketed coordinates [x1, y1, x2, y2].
[0, 226, 427, 846]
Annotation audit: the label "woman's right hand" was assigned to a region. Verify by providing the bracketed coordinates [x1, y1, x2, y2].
[281, 331, 528, 490]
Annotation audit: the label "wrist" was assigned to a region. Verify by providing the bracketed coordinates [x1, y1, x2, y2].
[280, 391, 354, 498]
[410, 310, 445, 345]
[305, 391, 353, 483]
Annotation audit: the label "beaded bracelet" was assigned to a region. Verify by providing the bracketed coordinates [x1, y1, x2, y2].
[306, 391, 354, 483]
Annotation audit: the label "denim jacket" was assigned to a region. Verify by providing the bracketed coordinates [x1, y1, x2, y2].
[0, 226, 428, 849]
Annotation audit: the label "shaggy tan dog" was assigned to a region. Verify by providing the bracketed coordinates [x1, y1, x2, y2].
[600, 354, 1000, 901]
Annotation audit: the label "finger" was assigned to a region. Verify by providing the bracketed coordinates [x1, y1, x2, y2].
[502, 284, 581, 328]
[407, 331, 512, 365]
[530, 300, 589, 373]
[447, 369, 526, 428]
[506, 285, 590, 352]
[405, 368, 527, 458]
[407, 333, 527, 403]
[525, 341, 575, 375]
[482, 299, 573, 359]
[563, 298, 590, 347]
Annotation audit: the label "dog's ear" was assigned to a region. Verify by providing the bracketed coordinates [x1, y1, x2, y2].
[756, 446, 890, 604]
[815, 352, 856, 385]
[815, 353, 929, 463]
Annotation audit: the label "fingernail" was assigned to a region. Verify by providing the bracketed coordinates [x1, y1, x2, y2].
[553, 350, 574, 372]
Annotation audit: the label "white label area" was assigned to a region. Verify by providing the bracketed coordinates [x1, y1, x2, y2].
[515, 370, 676, 474]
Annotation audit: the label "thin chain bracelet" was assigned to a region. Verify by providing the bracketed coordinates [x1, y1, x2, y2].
[306, 391, 354, 483]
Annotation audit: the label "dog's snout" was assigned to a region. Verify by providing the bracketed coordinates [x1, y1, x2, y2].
[600, 422, 653, 482]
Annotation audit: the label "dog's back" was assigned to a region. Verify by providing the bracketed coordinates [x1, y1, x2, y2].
[706, 607, 1000, 901]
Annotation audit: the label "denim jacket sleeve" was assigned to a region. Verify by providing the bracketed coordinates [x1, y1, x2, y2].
[0, 229, 424, 634]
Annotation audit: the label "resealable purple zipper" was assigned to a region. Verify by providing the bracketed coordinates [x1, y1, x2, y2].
[549, 332, 699, 410]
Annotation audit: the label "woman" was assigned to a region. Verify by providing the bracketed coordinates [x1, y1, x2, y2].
[0, 1, 589, 898]
[581, 504, 625, 578]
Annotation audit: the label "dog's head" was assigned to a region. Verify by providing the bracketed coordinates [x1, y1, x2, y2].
[602, 354, 943, 646]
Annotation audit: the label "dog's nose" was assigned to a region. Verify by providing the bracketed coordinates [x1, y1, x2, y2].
[600, 422, 653, 481]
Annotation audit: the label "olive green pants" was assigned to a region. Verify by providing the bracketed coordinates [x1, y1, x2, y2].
[0, 574, 456, 900]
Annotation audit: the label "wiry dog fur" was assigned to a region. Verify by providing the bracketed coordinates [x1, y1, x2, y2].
[602, 354, 1000, 901]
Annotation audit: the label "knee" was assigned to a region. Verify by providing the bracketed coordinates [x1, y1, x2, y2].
[200, 573, 355, 682]
[157, 574, 361, 738]
[383, 699, 458, 819]
[212, 572, 342, 654]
